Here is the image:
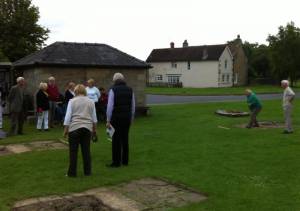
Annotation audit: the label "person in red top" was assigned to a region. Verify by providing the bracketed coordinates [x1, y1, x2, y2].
[47, 76, 60, 127]
[99, 87, 108, 121]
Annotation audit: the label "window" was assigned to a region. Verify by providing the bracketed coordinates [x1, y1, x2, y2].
[155, 75, 163, 81]
[222, 74, 225, 82]
[167, 75, 180, 84]
[224, 60, 228, 69]
[187, 61, 191, 70]
[226, 74, 230, 82]
[171, 62, 177, 68]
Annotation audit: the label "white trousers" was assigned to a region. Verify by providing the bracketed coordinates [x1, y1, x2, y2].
[37, 110, 49, 129]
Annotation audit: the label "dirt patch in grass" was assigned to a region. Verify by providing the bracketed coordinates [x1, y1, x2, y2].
[236, 121, 285, 129]
[12, 178, 207, 211]
[12, 195, 113, 211]
[0, 140, 67, 156]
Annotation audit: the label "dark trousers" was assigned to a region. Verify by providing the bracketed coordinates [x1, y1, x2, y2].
[68, 128, 92, 176]
[9, 111, 24, 135]
[112, 122, 130, 166]
[247, 107, 261, 127]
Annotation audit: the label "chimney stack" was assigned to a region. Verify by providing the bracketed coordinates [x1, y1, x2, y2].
[170, 42, 175, 48]
[183, 40, 188, 48]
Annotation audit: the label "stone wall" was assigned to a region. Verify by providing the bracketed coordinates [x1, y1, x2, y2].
[229, 39, 248, 86]
[22, 66, 147, 106]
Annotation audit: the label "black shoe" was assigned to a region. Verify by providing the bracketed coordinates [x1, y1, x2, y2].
[122, 163, 128, 166]
[246, 125, 251, 129]
[106, 163, 120, 168]
[44, 129, 49, 132]
[18, 132, 24, 135]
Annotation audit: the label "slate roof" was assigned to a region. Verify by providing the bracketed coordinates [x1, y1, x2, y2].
[146, 44, 227, 62]
[13, 42, 151, 69]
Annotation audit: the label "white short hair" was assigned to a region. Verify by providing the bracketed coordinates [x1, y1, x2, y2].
[281, 80, 289, 86]
[16, 77, 24, 83]
[48, 76, 55, 81]
[113, 73, 125, 82]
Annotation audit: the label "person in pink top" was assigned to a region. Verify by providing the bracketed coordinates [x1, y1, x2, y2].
[47, 76, 60, 127]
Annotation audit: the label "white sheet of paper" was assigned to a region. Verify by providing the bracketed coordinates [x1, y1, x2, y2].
[106, 126, 115, 141]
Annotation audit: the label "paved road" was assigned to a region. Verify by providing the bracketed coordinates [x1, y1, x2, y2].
[146, 93, 300, 105]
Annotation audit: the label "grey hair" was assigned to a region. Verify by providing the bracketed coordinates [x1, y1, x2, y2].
[48, 76, 55, 81]
[113, 73, 125, 82]
[16, 77, 24, 83]
[281, 80, 289, 86]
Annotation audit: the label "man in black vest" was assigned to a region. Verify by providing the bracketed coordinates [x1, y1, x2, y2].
[106, 73, 135, 167]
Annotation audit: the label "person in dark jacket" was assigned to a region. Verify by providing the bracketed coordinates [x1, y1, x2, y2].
[99, 87, 108, 121]
[64, 82, 75, 105]
[106, 73, 135, 167]
[8, 77, 26, 136]
[245, 89, 262, 128]
[36, 82, 50, 131]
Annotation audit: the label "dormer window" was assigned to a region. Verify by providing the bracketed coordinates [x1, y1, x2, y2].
[171, 62, 177, 68]
[225, 60, 228, 69]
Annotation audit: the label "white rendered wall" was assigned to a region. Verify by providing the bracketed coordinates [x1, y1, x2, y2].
[149, 61, 219, 88]
[218, 47, 233, 87]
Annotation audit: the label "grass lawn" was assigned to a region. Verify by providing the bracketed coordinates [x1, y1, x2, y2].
[146, 85, 300, 96]
[1, 100, 300, 210]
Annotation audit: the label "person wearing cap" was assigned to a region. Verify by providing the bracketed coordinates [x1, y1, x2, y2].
[8, 77, 26, 135]
[106, 73, 135, 167]
[63, 84, 97, 177]
[281, 80, 295, 134]
[245, 89, 262, 128]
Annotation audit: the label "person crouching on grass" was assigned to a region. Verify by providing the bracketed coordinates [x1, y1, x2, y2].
[36, 82, 50, 131]
[245, 89, 262, 128]
[63, 84, 97, 177]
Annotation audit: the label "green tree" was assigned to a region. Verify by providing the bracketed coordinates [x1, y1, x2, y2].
[0, 0, 49, 62]
[243, 42, 271, 79]
[267, 22, 300, 86]
[0, 48, 8, 62]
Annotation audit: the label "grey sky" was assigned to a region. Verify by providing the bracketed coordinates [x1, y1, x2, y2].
[32, 0, 299, 60]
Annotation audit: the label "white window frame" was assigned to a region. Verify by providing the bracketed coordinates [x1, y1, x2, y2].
[155, 75, 163, 81]
[167, 75, 181, 84]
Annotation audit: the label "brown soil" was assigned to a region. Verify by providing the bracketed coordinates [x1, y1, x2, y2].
[236, 121, 285, 129]
[12, 178, 207, 211]
[0, 146, 11, 156]
[12, 196, 114, 211]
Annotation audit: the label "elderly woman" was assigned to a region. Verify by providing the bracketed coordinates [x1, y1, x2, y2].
[63, 84, 97, 177]
[86, 79, 101, 119]
[245, 89, 262, 128]
[36, 82, 50, 131]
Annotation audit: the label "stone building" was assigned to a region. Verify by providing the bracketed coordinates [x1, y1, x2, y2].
[13, 42, 151, 108]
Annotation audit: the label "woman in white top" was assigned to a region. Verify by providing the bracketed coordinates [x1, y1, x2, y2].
[85, 79, 100, 103]
[64, 84, 97, 177]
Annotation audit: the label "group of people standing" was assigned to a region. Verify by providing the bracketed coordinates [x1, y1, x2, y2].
[5, 73, 135, 177]
[246, 80, 295, 134]
[35, 77, 108, 132]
